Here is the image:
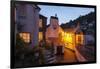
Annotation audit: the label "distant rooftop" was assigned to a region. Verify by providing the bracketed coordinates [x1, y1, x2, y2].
[50, 14, 58, 20]
[50, 16, 58, 20]
[39, 14, 47, 19]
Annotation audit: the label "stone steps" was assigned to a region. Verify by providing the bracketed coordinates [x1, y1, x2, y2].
[44, 50, 56, 64]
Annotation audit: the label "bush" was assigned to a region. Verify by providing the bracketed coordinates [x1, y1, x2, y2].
[15, 34, 46, 66]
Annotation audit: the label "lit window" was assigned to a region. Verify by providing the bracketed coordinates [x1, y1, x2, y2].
[76, 34, 83, 45]
[39, 32, 43, 42]
[78, 35, 81, 42]
[19, 33, 30, 43]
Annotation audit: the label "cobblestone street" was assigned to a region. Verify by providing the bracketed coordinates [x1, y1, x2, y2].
[54, 47, 78, 63]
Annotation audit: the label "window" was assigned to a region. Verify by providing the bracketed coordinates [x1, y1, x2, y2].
[76, 34, 83, 45]
[18, 5, 26, 19]
[39, 19, 42, 28]
[78, 35, 81, 42]
[39, 32, 43, 42]
[19, 32, 31, 43]
[19, 5, 26, 16]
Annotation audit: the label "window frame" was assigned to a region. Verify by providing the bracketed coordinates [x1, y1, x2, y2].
[19, 32, 31, 44]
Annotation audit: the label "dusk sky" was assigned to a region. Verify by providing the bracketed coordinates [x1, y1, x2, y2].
[39, 5, 94, 25]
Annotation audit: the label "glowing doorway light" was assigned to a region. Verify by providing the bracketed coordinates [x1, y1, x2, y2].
[63, 32, 75, 50]
[63, 32, 73, 43]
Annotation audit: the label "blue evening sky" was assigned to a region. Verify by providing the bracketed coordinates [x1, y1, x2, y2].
[38, 5, 94, 25]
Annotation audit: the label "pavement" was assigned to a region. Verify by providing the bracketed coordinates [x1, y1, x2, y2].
[76, 45, 95, 61]
[54, 47, 78, 63]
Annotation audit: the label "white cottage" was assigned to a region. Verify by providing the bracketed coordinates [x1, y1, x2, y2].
[46, 15, 64, 55]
